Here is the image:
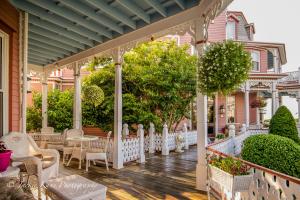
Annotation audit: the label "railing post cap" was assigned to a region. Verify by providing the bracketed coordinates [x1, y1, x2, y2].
[163, 123, 168, 128]
[123, 123, 128, 128]
[150, 122, 154, 127]
[138, 124, 143, 129]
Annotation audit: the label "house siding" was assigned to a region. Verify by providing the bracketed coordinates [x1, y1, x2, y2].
[207, 11, 226, 42]
[0, 0, 20, 132]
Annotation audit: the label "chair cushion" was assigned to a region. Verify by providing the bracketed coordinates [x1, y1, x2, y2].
[41, 156, 56, 169]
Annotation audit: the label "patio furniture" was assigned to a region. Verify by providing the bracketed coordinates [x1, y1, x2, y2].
[41, 127, 54, 134]
[62, 129, 84, 165]
[66, 135, 98, 169]
[46, 129, 68, 151]
[0, 166, 20, 178]
[45, 174, 107, 200]
[1, 132, 60, 199]
[86, 131, 112, 172]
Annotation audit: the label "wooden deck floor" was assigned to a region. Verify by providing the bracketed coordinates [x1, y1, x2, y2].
[60, 146, 209, 200]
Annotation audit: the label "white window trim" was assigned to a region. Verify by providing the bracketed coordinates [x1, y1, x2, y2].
[226, 21, 236, 40]
[0, 30, 9, 136]
[251, 50, 260, 72]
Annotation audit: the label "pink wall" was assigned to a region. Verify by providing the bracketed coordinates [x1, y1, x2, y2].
[207, 11, 226, 42]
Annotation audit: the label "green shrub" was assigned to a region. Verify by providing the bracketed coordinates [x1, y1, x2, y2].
[241, 134, 300, 178]
[269, 106, 300, 144]
[210, 157, 249, 175]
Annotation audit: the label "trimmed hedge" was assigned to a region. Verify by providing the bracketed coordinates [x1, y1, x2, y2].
[269, 106, 300, 144]
[241, 134, 300, 178]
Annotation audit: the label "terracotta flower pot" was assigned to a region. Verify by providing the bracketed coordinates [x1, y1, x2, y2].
[0, 150, 12, 172]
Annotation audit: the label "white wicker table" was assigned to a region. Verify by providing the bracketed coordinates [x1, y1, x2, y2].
[45, 175, 107, 200]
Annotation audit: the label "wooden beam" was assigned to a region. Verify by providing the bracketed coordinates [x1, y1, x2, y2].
[10, 0, 103, 42]
[144, 0, 167, 17]
[29, 15, 94, 47]
[86, 0, 136, 29]
[174, 0, 185, 10]
[116, 0, 150, 23]
[27, 0, 112, 39]
[60, 0, 123, 34]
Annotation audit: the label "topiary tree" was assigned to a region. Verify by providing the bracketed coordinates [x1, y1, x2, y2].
[241, 134, 300, 178]
[82, 85, 105, 107]
[198, 40, 252, 96]
[269, 105, 300, 144]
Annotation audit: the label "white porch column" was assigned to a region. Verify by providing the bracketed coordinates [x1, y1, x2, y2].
[20, 12, 28, 134]
[41, 74, 48, 128]
[113, 48, 123, 169]
[73, 62, 82, 129]
[272, 82, 278, 115]
[194, 19, 208, 191]
[214, 94, 218, 135]
[244, 81, 250, 128]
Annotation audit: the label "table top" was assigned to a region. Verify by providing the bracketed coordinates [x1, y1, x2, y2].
[66, 135, 98, 142]
[0, 166, 20, 177]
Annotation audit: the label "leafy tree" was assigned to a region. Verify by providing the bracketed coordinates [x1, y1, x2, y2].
[269, 105, 300, 144]
[198, 41, 252, 96]
[84, 40, 197, 131]
[26, 92, 42, 132]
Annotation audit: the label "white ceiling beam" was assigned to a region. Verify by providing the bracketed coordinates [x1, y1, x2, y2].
[174, 0, 185, 10]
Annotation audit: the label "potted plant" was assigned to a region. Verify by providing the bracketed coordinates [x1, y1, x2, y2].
[215, 133, 225, 142]
[0, 141, 12, 172]
[208, 156, 253, 195]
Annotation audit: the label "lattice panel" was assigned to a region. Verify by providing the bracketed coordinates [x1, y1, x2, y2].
[187, 131, 197, 145]
[154, 134, 162, 151]
[144, 135, 149, 152]
[122, 137, 140, 163]
[168, 133, 176, 150]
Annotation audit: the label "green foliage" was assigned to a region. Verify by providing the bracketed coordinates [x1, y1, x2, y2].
[241, 134, 300, 178]
[210, 156, 249, 175]
[269, 106, 300, 144]
[27, 90, 73, 132]
[82, 85, 105, 107]
[216, 134, 225, 139]
[198, 41, 252, 96]
[84, 40, 197, 131]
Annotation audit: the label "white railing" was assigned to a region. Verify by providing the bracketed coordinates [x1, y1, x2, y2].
[207, 129, 300, 200]
[89, 137, 114, 162]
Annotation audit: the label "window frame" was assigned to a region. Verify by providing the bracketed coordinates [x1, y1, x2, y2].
[0, 30, 9, 136]
[226, 21, 236, 40]
[251, 50, 261, 72]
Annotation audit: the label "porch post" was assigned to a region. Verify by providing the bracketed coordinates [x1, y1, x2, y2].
[73, 62, 82, 129]
[244, 81, 250, 128]
[194, 19, 208, 191]
[41, 73, 48, 128]
[272, 82, 278, 115]
[113, 47, 123, 169]
[21, 12, 28, 134]
[214, 94, 218, 135]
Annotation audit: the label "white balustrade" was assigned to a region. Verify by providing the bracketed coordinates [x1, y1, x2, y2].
[183, 123, 189, 150]
[122, 123, 129, 138]
[122, 137, 139, 163]
[148, 122, 155, 154]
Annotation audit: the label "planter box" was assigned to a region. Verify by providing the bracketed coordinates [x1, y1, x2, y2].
[209, 164, 253, 192]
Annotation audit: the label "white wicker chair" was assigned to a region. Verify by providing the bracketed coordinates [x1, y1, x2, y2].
[1, 132, 60, 199]
[86, 131, 112, 172]
[62, 129, 84, 165]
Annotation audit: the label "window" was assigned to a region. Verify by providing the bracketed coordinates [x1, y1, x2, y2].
[0, 31, 8, 137]
[226, 21, 236, 40]
[267, 50, 274, 72]
[251, 51, 260, 71]
[226, 96, 235, 123]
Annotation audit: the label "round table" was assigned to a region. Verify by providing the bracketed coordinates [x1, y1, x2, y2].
[0, 166, 20, 178]
[66, 136, 98, 169]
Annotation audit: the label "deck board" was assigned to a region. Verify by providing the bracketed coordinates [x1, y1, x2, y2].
[60, 146, 209, 200]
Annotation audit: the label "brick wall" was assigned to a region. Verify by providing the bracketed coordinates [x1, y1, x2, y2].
[0, 0, 20, 132]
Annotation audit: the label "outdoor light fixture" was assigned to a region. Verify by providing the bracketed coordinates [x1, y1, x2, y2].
[219, 105, 225, 118]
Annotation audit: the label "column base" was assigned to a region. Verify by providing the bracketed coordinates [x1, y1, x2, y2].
[113, 161, 123, 169]
[196, 163, 207, 191]
[162, 148, 169, 156]
[137, 155, 145, 163]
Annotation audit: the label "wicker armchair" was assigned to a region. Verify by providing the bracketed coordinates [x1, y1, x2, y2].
[41, 127, 54, 134]
[1, 132, 60, 199]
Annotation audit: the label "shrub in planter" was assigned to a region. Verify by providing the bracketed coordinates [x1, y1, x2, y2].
[269, 105, 300, 144]
[241, 134, 300, 178]
[0, 141, 12, 172]
[209, 157, 252, 193]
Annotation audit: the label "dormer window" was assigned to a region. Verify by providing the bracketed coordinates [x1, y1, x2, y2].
[267, 50, 275, 72]
[251, 51, 260, 71]
[226, 21, 236, 40]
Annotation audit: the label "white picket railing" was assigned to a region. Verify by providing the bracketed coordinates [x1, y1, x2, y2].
[207, 128, 300, 200]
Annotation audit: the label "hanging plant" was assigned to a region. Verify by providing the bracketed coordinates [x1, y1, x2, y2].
[251, 97, 267, 108]
[198, 41, 252, 96]
[82, 85, 105, 107]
